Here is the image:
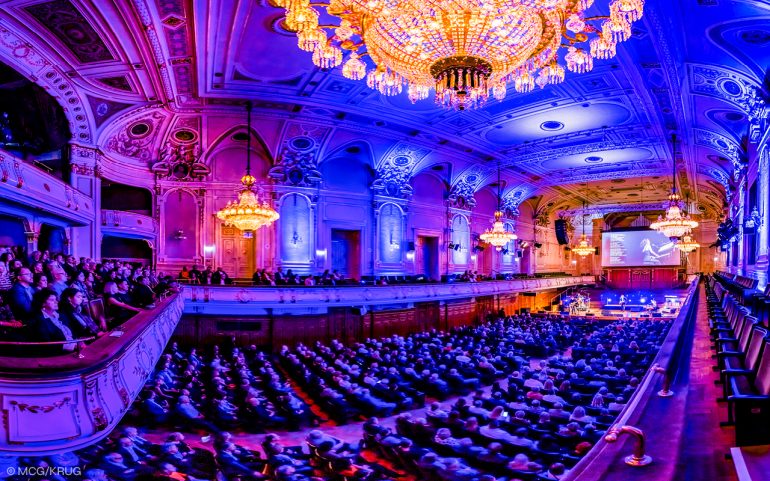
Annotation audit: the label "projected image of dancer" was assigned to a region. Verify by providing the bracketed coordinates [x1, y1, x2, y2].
[641, 237, 668, 265]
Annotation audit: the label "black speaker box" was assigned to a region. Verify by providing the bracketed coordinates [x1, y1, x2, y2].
[555, 219, 570, 245]
[407, 241, 415, 251]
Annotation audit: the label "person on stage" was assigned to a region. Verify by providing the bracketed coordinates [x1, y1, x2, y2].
[619, 294, 627, 311]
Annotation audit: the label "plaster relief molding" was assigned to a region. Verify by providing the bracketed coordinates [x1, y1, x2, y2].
[182, 276, 595, 312]
[507, 134, 659, 166]
[371, 143, 431, 199]
[448, 165, 492, 210]
[0, 23, 93, 143]
[689, 64, 762, 116]
[693, 128, 744, 180]
[130, 0, 176, 101]
[269, 122, 330, 187]
[548, 167, 664, 185]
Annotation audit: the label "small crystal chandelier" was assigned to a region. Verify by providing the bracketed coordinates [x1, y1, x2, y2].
[675, 233, 700, 253]
[572, 202, 595, 257]
[650, 134, 698, 239]
[480, 163, 517, 251]
[216, 102, 279, 233]
[274, 0, 645, 111]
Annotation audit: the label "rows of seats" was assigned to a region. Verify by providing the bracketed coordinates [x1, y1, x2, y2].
[706, 275, 770, 446]
[278, 315, 588, 423]
[359, 317, 670, 481]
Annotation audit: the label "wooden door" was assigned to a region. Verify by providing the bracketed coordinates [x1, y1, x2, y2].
[219, 225, 255, 279]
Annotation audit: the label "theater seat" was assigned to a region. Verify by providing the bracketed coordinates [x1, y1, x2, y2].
[727, 338, 770, 446]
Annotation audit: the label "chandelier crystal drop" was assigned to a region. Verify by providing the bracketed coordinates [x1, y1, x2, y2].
[342, 53, 367, 80]
[565, 47, 594, 74]
[275, 0, 644, 110]
[675, 233, 700, 253]
[215, 102, 279, 233]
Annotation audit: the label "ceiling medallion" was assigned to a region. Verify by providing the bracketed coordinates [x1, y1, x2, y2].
[274, 0, 645, 110]
[540, 120, 565, 131]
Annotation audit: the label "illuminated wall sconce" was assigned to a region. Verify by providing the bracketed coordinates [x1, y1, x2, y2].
[203, 245, 216, 254]
[713, 256, 719, 262]
[291, 231, 303, 246]
[470, 254, 477, 261]
[315, 249, 327, 258]
[173, 229, 187, 240]
[571, 260, 577, 265]
[406, 251, 415, 261]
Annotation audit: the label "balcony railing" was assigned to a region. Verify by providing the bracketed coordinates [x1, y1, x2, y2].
[0, 294, 183, 455]
[101, 210, 157, 238]
[0, 152, 94, 225]
[183, 275, 597, 314]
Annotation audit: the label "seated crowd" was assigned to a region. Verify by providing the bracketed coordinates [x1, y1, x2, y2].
[6, 308, 672, 481]
[134, 341, 318, 435]
[0, 246, 179, 354]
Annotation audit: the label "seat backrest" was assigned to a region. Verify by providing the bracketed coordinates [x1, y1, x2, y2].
[739, 316, 759, 352]
[89, 298, 106, 324]
[754, 342, 770, 396]
[745, 326, 767, 372]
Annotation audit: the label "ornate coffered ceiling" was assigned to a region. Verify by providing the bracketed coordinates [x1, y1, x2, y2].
[0, 0, 764, 221]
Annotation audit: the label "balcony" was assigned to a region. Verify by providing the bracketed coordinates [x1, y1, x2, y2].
[101, 210, 157, 239]
[183, 275, 596, 315]
[0, 294, 183, 455]
[0, 152, 94, 225]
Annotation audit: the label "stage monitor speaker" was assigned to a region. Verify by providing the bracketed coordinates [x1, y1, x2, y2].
[652, 312, 662, 318]
[555, 219, 570, 245]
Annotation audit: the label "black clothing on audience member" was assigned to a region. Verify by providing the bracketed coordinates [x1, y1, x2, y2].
[7, 278, 34, 322]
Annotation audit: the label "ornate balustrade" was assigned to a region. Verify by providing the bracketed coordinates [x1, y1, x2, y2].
[0, 152, 94, 225]
[183, 275, 596, 314]
[0, 294, 183, 455]
[101, 210, 157, 239]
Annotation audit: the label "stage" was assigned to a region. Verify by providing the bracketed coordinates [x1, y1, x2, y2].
[556, 288, 687, 320]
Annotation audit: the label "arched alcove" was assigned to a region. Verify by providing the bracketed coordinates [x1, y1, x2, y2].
[411, 171, 447, 205]
[280, 193, 312, 267]
[451, 214, 470, 266]
[378, 203, 404, 265]
[211, 145, 271, 182]
[320, 143, 374, 192]
[0, 60, 71, 179]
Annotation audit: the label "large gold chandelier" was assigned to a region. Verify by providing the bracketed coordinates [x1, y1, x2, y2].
[650, 134, 698, 239]
[480, 163, 517, 250]
[274, 0, 645, 109]
[216, 102, 279, 232]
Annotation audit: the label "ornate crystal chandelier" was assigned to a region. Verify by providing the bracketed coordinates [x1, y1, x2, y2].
[572, 202, 595, 256]
[675, 234, 700, 253]
[650, 134, 698, 239]
[480, 164, 517, 250]
[216, 102, 279, 233]
[274, 0, 645, 110]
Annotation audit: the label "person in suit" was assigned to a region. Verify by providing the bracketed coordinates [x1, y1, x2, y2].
[216, 443, 265, 480]
[117, 437, 148, 467]
[132, 276, 156, 307]
[211, 268, 230, 285]
[7, 267, 34, 322]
